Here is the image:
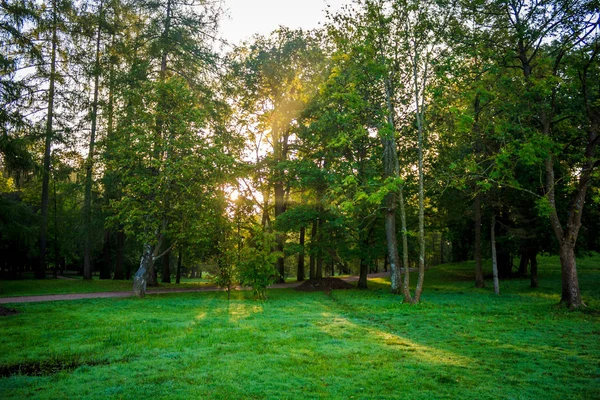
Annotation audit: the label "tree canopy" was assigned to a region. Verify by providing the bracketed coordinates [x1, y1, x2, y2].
[0, 0, 598, 308]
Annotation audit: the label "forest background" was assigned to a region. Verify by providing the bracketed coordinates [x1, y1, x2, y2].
[0, 0, 598, 308]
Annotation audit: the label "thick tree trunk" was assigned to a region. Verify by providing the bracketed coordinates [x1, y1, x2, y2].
[133, 244, 153, 297]
[358, 258, 368, 289]
[546, 155, 588, 308]
[38, 0, 59, 279]
[384, 195, 401, 294]
[297, 226, 305, 282]
[490, 215, 500, 295]
[145, 234, 164, 287]
[474, 193, 485, 287]
[558, 243, 584, 308]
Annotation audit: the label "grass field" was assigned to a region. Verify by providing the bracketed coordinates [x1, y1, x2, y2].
[0, 276, 213, 297]
[0, 255, 599, 399]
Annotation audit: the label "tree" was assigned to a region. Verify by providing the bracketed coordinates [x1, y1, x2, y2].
[35, 0, 81, 279]
[228, 28, 325, 283]
[81, 0, 106, 279]
[238, 225, 279, 300]
[494, 0, 599, 308]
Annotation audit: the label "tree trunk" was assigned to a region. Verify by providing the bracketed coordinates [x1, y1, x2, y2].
[133, 244, 153, 297]
[490, 215, 500, 295]
[145, 234, 164, 287]
[400, 186, 412, 302]
[384, 197, 401, 294]
[297, 226, 305, 281]
[558, 243, 584, 308]
[358, 258, 368, 289]
[380, 92, 401, 294]
[37, 0, 59, 279]
[413, 54, 426, 304]
[83, 0, 104, 280]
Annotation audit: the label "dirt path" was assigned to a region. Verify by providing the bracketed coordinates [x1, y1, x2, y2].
[0, 272, 393, 304]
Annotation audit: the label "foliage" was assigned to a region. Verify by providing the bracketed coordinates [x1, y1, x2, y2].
[237, 226, 280, 300]
[213, 240, 238, 298]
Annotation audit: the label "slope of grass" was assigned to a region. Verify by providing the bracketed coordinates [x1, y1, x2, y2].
[0, 255, 599, 399]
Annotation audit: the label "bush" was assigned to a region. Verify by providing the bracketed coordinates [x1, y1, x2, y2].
[237, 227, 280, 300]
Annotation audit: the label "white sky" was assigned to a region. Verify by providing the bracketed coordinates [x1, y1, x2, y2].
[219, 0, 350, 46]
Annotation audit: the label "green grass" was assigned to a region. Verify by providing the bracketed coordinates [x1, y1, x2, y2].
[0, 277, 213, 297]
[0, 255, 599, 399]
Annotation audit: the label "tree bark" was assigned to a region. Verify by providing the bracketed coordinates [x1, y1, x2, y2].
[558, 243, 584, 308]
[358, 258, 368, 289]
[384, 195, 401, 294]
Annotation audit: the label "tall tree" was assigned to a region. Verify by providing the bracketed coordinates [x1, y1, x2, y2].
[497, 0, 599, 308]
[36, 0, 78, 278]
[82, 0, 105, 279]
[228, 28, 324, 283]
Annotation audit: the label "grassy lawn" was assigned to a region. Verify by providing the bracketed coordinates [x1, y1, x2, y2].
[0, 255, 599, 399]
[0, 277, 214, 297]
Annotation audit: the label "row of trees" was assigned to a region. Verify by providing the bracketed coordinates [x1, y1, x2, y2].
[1, 0, 598, 307]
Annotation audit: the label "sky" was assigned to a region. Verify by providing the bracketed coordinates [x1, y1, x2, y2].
[219, 0, 350, 46]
